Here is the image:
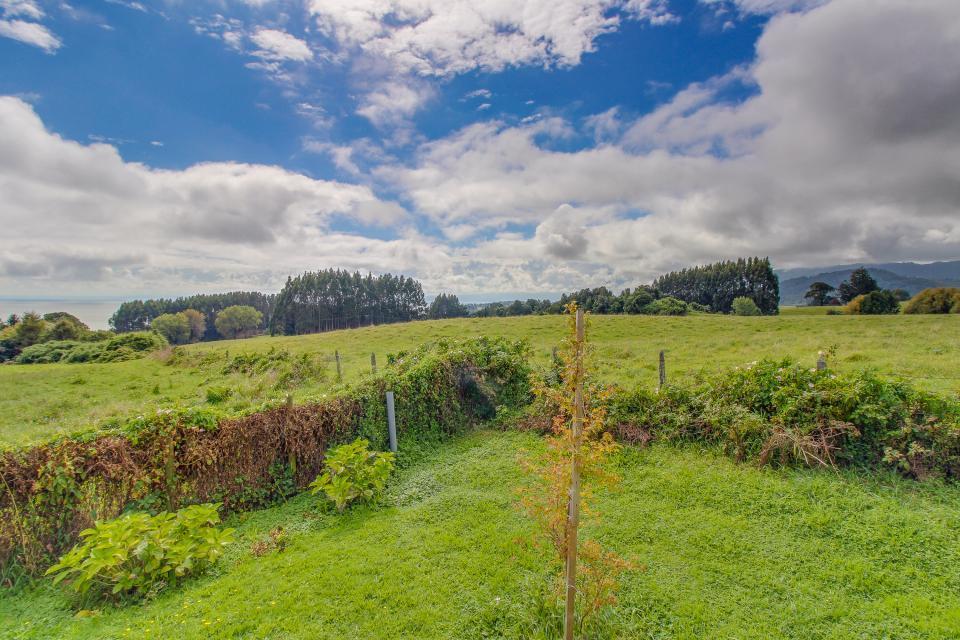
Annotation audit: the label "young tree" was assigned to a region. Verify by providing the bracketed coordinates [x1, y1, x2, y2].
[804, 282, 836, 306]
[215, 305, 263, 339]
[151, 313, 192, 345]
[521, 305, 632, 637]
[837, 268, 879, 303]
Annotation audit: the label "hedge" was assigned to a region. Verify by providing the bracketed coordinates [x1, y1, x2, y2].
[0, 337, 532, 580]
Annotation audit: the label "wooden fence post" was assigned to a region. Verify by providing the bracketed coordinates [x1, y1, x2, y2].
[658, 350, 666, 391]
[564, 308, 585, 640]
[335, 350, 342, 382]
[817, 351, 827, 371]
[371, 353, 377, 374]
[386, 391, 397, 453]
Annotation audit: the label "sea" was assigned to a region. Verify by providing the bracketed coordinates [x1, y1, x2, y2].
[0, 299, 125, 330]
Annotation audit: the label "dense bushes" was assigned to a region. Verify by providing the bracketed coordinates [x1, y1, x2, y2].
[845, 290, 901, 314]
[0, 312, 106, 362]
[903, 287, 960, 314]
[0, 337, 532, 578]
[606, 359, 960, 479]
[15, 331, 167, 364]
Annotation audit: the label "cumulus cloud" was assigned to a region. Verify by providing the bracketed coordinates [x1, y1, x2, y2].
[307, 0, 675, 77]
[380, 0, 960, 284]
[0, 97, 413, 295]
[0, 18, 60, 52]
[251, 28, 313, 62]
[356, 80, 435, 128]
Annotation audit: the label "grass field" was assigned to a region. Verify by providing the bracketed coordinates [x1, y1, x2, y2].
[1, 309, 958, 446]
[2, 429, 958, 639]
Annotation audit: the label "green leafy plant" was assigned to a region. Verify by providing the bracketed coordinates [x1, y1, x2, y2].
[731, 296, 762, 316]
[45, 503, 234, 604]
[309, 439, 395, 513]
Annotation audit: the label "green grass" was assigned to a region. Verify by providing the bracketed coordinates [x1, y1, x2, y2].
[2, 312, 959, 446]
[3, 430, 959, 639]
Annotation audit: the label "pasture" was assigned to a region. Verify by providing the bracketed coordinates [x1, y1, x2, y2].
[2, 430, 959, 639]
[1, 309, 958, 446]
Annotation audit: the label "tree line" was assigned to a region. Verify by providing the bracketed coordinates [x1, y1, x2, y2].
[652, 257, 780, 315]
[268, 270, 426, 335]
[110, 292, 277, 340]
[102, 256, 782, 345]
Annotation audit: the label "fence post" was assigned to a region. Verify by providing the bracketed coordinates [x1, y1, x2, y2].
[335, 350, 342, 382]
[817, 351, 827, 371]
[371, 353, 377, 374]
[564, 308, 585, 640]
[386, 391, 397, 453]
[658, 350, 666, 391]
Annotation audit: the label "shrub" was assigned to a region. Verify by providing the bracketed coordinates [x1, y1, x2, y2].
[643, 296, 688, 316]
[15, 331, 166, 364]
[903, 288, 960, 314]
[845, 290, 900, 315]
[45, 503, 234, 604]
[731, 296, 761, 316]
[16, 340, 84, 364]
[309, 438, 395, 512]
[215, 305, 263, 339]
[151, 313, 192, 345]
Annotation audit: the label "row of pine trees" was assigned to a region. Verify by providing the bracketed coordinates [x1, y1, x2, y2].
[268, 270, 426, 335]
[108, 257, 780, 340]
[653, 257, 780, 315]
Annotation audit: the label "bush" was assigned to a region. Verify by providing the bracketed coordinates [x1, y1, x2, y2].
[15, 340, 84, 364]
[45, 503, 234, 604]
[903, 288, 960, 314]
[309, 438, 395, 512]
[731, 296, 761, 316]
[151, 313, 191, 345]
[643, 296, 688, 316]
[215, 305, 263, 339]
[845, 290, 900, 315]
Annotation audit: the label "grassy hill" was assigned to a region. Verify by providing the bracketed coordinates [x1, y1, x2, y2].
[3, 429, 959, 639]
[2, 310, 959, 446]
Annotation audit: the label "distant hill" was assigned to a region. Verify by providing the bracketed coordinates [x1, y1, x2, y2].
[778, 261, 960, 305]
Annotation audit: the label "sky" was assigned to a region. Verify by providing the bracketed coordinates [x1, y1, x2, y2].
[0, 0, 958, 300]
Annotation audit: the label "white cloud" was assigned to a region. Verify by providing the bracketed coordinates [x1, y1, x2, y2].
[380, 0, 960, 284]
[356, 80, 435, 128]
[0, 97, 414, 295]
[700, 0, 826, 15]
[0, 18, 60, 52]
[307, 0, 675, 77]
[251, 28, 313, 62]
[0, 0, 43, 19]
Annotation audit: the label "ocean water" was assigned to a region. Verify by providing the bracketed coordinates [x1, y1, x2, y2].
[0, 300, 124, 330]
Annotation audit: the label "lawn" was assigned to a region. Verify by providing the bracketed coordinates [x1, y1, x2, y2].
[2, 311, 958, 446]
[2, 429, 959, 639]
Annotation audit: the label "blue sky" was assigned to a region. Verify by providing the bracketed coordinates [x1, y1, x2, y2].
[1, 0, 958, 299]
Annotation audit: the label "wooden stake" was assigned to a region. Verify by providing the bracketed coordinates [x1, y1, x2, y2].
[371, 352, 377, 374]
[335, 350, 342, 382]
[564, 308, 585, 640]
[816, 351, 827, 371]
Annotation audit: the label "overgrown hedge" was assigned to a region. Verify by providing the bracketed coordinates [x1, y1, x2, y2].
[0, 337, 532, 581]
[605, 359, 960, 479]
